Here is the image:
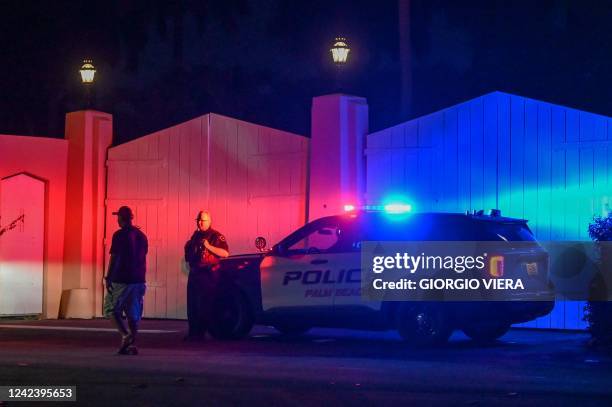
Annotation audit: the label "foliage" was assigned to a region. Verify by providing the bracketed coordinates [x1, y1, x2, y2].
[588, 213, 612, 242]
[584, 212, 612, 350]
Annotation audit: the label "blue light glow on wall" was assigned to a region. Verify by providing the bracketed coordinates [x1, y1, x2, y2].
[366, 91, 612, 330]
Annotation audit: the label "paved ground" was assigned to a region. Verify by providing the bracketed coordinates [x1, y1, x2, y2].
[0, 319, 611, 406]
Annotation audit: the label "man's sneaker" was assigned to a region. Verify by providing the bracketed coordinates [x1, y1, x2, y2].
[117, 334, 134, 354]
[119, 346, 138, 355]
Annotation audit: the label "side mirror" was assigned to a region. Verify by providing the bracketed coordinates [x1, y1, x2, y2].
[255, 236, 267, 252]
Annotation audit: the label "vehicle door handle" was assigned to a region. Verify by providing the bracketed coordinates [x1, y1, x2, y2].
[310, 259, 328, 265]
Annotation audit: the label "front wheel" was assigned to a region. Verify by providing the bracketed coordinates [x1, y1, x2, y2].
[396, 303, 452, 347]
[208, 291, 254, 340]
[462, 321, 510, 343]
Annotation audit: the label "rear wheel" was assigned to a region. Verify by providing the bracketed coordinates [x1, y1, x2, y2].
[208, 291, 254, 340]
[462, 321, 510, 343]
[396, 303, 452, 347]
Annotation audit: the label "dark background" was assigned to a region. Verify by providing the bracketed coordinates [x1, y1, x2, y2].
[1, 0, 610, 145]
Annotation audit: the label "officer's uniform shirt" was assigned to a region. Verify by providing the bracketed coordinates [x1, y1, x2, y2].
[184, 228, 228, 271]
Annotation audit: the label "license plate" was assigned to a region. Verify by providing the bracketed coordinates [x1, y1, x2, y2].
[525, 262, 538, 276]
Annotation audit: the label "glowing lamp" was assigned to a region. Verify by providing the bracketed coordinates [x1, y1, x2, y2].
[343, 204, 356, 212]
[79, 59, 96, 84]
[330, 37, 350, 64]
[383, 203, 412, 214]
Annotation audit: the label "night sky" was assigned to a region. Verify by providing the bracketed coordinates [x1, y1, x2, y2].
[1, 0, 611, 145]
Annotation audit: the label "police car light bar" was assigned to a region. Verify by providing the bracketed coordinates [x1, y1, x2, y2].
[358, 203, 413, 214]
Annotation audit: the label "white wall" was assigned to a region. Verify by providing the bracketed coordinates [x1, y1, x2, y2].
[367, 91, 612, 329]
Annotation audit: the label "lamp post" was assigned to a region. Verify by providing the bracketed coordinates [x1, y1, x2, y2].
[330, 37, 350, 91]
[79, 59, 96, 108]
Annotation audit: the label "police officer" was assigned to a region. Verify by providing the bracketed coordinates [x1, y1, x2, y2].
[104, 206, 148, 355]
[184, 210, 229, 340]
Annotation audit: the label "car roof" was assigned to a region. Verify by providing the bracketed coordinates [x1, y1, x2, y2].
[317, 211, 528, 225]
[276, 211, 534, 246]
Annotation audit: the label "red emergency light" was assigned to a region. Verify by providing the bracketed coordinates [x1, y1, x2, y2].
[343, 204, 356, 212]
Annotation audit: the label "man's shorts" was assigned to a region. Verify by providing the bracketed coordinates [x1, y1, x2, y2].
[103, 282, 146, 321]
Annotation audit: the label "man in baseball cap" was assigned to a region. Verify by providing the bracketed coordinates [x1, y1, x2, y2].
[112, 206, 134, 219]
[104, 206, 148, 355]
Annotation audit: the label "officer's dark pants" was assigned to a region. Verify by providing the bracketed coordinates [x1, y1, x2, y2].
[187, 270, 215, 337]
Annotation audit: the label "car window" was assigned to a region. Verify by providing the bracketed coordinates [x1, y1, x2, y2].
[359, 214, 436, 241]
[475, 222, 536, 241]
[280, 217, 360, 255]
[426, 217, 475, 240]
[332, 223, 361, 252]
[287, 225, 341, 253]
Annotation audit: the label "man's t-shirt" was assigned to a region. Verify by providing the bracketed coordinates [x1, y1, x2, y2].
[109, 226, 148, 284]
[184, 229, 229, 271]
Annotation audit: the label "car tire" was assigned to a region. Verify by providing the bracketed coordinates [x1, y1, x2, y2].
[273, 323, 311, 336]
[208, 290, 254, 340]
[396, 303, 452, 347]
[462, 321, 510, 343]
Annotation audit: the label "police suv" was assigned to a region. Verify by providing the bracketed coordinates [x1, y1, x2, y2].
[207, 208, 555, 346]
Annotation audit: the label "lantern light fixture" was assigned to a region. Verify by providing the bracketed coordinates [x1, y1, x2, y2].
[330, 37, 350, 64]
[79, 59, 96, 84]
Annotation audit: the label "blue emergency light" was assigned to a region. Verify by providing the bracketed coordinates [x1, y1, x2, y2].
[355, 202, 413, 214]
[383, 203, 412, 214]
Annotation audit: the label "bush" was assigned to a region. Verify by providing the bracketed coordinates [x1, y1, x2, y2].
[584, 212, 612, 349]
[588, 214, 612, 242]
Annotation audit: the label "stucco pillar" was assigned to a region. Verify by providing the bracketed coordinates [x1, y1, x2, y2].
[61, 110, 112, 318]
[309, 94, 368, 221]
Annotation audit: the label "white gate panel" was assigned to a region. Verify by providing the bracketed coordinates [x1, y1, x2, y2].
[0, 174, 45, 315]
[106, 114, 309, 318]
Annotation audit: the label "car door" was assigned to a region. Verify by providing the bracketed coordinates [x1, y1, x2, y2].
[329, 222, 366, 308]
[260, 218, 344, 311]
[331, 217, 386, 312]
